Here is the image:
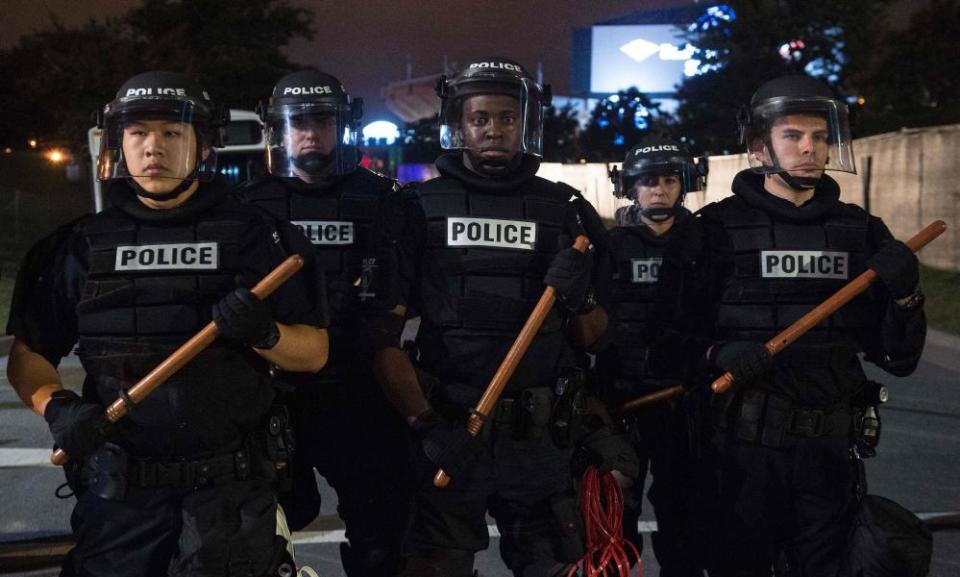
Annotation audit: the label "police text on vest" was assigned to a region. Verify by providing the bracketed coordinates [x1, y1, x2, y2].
[115, 243, 219, 271]
[631, 258, 662, 283]
[447, 217, 537, 250]
[293, 221, 354, 245]
[760, 251, 849, 279]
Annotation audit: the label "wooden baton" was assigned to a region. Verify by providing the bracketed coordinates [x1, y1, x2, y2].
[614, 219, 947, 414]
[51, 254, 304, 466]
[433, 235, 591, 488]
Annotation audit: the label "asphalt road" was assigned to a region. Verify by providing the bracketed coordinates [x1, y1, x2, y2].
[1, 331, 959, 576]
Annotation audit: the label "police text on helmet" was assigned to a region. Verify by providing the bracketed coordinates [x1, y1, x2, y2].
[282, 86, 333, 96]
[293, 221, 354, 245]
[760, 251, 849, 279]
[632, 145, 680, 156]
[468, 62, 523, 72]
[447, 217, 536, 250]
[125, 87, 187, 97]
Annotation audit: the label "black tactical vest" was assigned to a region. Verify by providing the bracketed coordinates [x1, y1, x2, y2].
[75, 181, 275, 458]
[606, 224, 672, 386]
[704, 172, 876, 403]
[412, 166, 578, 394]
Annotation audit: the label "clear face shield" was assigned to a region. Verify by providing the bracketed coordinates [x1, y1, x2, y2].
[439, 76, 545, 157]
[744, 96, 856, 176]
[97, 98, 218, 187]
[264, 103, 359, 178]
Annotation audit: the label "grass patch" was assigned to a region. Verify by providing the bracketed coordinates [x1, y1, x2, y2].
[920, 265, 960, 336]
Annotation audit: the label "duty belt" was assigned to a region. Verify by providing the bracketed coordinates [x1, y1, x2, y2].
[727, 389, 854, 447]
[127, 448, 250, 489]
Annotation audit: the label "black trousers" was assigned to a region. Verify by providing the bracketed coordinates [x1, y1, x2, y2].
[709, 434, 857, 577]
[279, 380, 413, 577]
[61, 479, 280, 577]
[624, 401, 712, 577]
[399, 420, 581, 577]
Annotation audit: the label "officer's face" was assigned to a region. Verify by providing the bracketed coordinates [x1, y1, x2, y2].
[633, 174, 682, 210]
[460, 94, 523, 164]
[122, 119, 201, 194]
[288, 113, 338, 158]
[761, 114, 830, 178]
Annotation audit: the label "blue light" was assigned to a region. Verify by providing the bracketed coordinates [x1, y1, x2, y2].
[598, 118, 611, 128]
[614, 134, 625, 145]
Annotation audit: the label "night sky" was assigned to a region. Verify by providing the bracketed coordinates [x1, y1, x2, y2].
[1, 0, 693, 122]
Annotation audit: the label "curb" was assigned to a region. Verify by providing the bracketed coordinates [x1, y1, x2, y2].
[927, 329, 960, 352]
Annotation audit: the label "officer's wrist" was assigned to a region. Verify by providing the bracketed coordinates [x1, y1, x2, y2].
[893, 285, 924, 311]
[252, 323, 281, 350]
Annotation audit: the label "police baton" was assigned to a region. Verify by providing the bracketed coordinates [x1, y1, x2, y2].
[613, 219, 947, 416]
[51, 254, 305, 466]
[433, 235, 591, 488]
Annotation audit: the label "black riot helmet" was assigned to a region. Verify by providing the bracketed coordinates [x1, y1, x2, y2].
[96, 71, 229, 200]
[609, 138, 707, 222]
[259, 69, 363, 178]
[738, 75, 856, 189]
[436, 57, 551, 157]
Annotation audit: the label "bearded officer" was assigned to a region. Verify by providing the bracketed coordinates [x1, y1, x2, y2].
[6, 71, 328, 577]
[598, 138, 711, 576]
[372, 57, 637, 577]
[659, 75, 926, 577]
[234, 69, 409, 577]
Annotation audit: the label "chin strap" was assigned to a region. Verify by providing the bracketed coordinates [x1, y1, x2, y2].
[292, 151, 336, 176]
[773, 171, 821, 191]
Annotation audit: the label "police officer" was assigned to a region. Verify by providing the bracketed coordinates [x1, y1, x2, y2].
[660, 75, 926, 577]
[599, 138, 710, 576]
[372, 57, 636, 577]
[235, 69, 409, 577]
[6, 71, 328, 577]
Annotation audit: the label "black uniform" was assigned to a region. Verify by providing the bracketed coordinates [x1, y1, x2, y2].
[13, 178, 323, 577]
[396, 153, 601, 576]
[598, 209, 711, 576]
[664, 171, 926, 576]
[235, 167, 412, 576]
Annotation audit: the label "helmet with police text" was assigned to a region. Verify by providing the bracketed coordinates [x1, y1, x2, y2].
[96, 71, 228, 186]
[436, 57, 551, 157]
[609, 139, 707, 223]
[738, 75, 856, 182]
[259, 69, 363, 178]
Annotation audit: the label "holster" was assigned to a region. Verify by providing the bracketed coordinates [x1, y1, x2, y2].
[549, 367, 588, 448]
[78, 442, 129, 501]
[516, 387, 554, 441]
[250, 404, 297, 490]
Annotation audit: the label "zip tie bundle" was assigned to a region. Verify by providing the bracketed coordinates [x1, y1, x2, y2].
[567, 466, 642, 577]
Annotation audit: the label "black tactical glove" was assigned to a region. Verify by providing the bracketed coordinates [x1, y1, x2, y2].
[44, 390, 112, 460]
[867, 241, 920, 299]
[570, 427, 640, 480]
[708, 341, 772, 386]
[545, 245, 594, 313]
[411, 409, 482, 479]
[212, 287, 280, 349]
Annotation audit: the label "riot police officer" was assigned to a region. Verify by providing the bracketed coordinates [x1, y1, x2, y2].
[6, 71, 328, 577]
[661, 75, 926, 576]
[599, 138, 710, 576]
[235, 69, 410, 577]
[372, 57, 636, 577]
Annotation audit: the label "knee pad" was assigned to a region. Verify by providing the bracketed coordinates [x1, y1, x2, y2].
[398, 549, 474, 577]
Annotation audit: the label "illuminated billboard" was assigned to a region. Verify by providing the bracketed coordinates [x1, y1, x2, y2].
[589, 24, 695, 96]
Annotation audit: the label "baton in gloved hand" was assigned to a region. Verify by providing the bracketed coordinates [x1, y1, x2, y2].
[613, 220, 946, 416]
[433, 235, 591, 488]
[50, 254, 305, 466]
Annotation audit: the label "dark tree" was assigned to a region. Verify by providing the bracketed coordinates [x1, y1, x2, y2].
[855, 0, 960, 134]
[579, 88, 673, 162]
[674, 1, 890, 153]
[542, 104, 581, 163]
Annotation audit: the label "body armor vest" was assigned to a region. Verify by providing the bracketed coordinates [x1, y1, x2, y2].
[237, 169, 396, 369]
[704, 185, 876, 404]
[413, 174, 576, 393]
[75, 183, 275, 457]
[605, 224, 675, 388]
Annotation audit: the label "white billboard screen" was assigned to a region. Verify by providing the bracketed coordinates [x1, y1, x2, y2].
[590, 24, 696, 95]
